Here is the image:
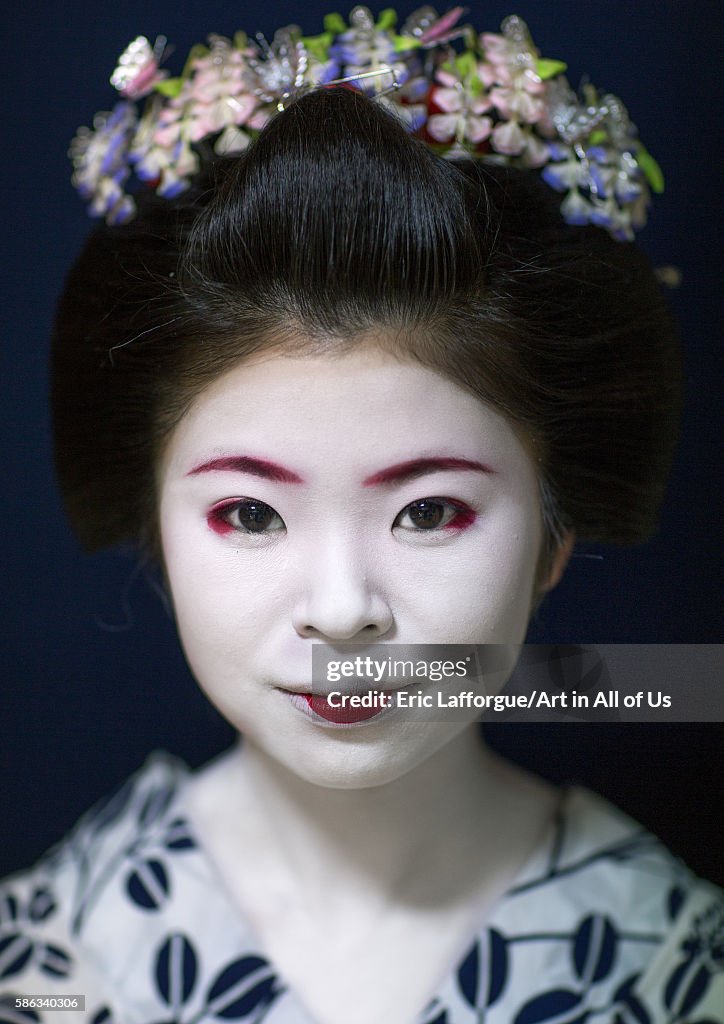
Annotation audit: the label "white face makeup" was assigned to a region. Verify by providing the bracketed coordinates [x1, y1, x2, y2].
[158, 345, 546, 788]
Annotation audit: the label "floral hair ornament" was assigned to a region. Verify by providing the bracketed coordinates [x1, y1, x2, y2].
[70, 7, 665, 240]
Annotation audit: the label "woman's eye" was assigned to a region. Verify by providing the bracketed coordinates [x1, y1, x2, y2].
[393, 498, 475, 532]
[208, 499, 285, 536]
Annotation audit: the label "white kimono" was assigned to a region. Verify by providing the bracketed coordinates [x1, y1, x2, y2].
[1, 751, 722, 1023]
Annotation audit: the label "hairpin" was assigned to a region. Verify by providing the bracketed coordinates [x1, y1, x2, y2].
[69, 6, 664, 240]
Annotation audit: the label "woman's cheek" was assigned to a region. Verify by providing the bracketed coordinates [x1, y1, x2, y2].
[426, 517, 539, 642]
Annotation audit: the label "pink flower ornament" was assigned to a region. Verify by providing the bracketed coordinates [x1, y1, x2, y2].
[429, 67, 492, 145]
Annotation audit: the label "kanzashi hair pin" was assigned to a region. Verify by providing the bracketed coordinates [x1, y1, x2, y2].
[69, 6, 663, 239]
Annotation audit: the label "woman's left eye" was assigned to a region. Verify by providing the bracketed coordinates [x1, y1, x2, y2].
[393, 498, 476, 532]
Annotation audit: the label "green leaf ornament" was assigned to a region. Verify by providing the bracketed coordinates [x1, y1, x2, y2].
[535, 58, 567, 80]
[154, 77, 184, 98]
[324, 12, 347, 35]
[376, 9, 398, 31]
[303, 32, 333, 62]
[636, 147, 665, 193]
[455, 51, 477, 78]
[393, 34, 421, 52]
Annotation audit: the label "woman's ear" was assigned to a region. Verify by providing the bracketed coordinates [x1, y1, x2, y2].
[539, 531, 576, 593]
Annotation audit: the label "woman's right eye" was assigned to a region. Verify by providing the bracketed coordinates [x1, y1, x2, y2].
[207, 498, 286, 536]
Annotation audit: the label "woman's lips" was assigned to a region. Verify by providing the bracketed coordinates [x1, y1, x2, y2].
[278, 687, 394, 725]
[302, 692, 390, 723]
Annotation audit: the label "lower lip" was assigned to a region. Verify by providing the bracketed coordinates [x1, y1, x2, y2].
[280, 690, 394, 726]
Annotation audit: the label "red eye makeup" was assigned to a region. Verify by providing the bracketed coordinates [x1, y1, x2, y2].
[206, 498, 285, 536]
[394, 498, 477, 533]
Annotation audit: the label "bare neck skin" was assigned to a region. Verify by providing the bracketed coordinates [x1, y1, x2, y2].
[188, 727, 558, 920]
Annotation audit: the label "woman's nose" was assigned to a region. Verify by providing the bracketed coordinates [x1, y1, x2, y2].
[291, 533, 393, 641]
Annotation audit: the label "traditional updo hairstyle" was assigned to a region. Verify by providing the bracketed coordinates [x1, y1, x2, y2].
[52, 87, 681, 577]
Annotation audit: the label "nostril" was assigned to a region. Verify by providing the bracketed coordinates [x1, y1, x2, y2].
[298, 620, 388, 641]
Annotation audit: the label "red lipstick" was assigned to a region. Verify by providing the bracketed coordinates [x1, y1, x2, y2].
[280, 688, 394, 725]
[302, 693, 391, 724]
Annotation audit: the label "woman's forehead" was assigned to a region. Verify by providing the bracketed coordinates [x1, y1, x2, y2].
[161, 346, 534, 475]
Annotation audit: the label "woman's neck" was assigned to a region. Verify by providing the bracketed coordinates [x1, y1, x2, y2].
[194, 729, 557, 917]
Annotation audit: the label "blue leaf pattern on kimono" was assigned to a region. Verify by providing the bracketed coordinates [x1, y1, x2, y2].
[26, 891, 54, 926]
[457, 929, 509, 1009]
[457, 942, 479, 1007]
[611, 973, 651, 1024]
[91, 1010, 114, 1024]
[664, 960, 712, 1017]
[669, 886, 686, 921]
[154, 933, 198, 1009]
[486, 929, 509, 1007]
[0, 895, 19, 926]
[126, 857, 169, 910]
[205, 955, 283, 1019]
[38, 943, 71, 978]
[0, 935, 33, 979]
[417, 1001, 449, 1024]
[164, 818, 196, 851]
[572, 914, 617, 985]
[514, 987, 587, 1024]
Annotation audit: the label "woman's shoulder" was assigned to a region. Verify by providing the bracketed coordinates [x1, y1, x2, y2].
[0, 751, 197, 1021]
[1, 750, 193, 902]
[546, 784, 721, 907]
[570, 786, 724, 1020]
[484, 783, 724, 1021]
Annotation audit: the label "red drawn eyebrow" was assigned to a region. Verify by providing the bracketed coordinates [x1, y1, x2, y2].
[187, 456, 304, 483]
[362, 457, 494, 487]
[187, 455, 493, 486]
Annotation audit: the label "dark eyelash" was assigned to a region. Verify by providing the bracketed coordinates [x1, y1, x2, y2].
[397, 498, 476, 531]
[205, 497, 476, 537]
[206, 498, 283, 537]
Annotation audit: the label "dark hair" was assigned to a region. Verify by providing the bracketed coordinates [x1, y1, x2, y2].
[52, 87, 681, 567]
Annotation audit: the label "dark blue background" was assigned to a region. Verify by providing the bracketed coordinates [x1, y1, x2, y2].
[2, 2, 722, 879]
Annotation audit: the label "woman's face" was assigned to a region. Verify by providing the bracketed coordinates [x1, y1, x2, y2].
[158, 344, 547, 787]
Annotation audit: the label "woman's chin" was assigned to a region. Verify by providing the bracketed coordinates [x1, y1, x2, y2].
[245, 718, 474, 791]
